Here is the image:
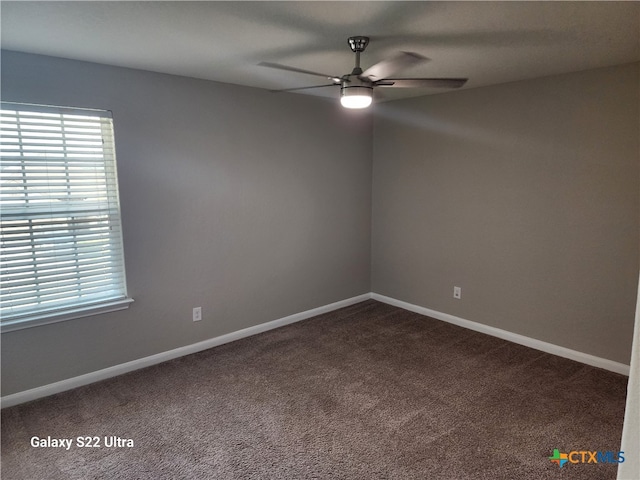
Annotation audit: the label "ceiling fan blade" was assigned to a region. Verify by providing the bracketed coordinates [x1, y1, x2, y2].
[258, 62, 341, 82]
[271, 84, 339, 93]
[375, 78, 468, 88]
[360, 52, 427, 81]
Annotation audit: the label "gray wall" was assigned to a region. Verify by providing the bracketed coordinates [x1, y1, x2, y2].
[2, 51, 638, 396]
[0, 51, 373, 396]
[372, 63, 640, 364]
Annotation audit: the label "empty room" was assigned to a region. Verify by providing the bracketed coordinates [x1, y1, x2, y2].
[1, 2, 639, 479]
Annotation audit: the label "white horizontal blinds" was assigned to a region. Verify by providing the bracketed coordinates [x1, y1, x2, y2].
[0, 102, 127, 323]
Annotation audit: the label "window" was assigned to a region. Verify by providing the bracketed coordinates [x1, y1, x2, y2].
[0, 102, 131, 332]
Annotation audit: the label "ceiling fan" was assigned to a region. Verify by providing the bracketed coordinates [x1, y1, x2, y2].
[259, 36, 468, 109]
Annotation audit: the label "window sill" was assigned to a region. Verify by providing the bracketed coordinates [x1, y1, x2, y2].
[1, 298, 134, 333]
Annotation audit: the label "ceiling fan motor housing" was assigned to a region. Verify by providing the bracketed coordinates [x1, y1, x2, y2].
[342, 75, 373, 90]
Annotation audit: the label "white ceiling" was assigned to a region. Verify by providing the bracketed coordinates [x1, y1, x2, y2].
[1, 1, 639, 102]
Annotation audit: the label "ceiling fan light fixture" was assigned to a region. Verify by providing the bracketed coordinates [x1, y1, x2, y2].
[340, 85, 373, 109]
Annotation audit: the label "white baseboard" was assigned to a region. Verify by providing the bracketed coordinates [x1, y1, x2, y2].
[371, 293, 630, 376]
[1, 293, 371, 409]
[3, 291, 629, 408]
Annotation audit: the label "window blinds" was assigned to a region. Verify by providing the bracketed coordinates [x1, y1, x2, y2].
[0, 102, 129, 327]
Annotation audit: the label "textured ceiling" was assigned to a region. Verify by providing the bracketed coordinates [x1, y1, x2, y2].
[1, 1, 639, 102]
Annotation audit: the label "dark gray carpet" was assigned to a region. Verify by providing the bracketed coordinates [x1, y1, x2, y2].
[1, 300, 628, 479]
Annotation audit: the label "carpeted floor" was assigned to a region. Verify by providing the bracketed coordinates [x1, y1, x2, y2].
[1, 300, 629, 479]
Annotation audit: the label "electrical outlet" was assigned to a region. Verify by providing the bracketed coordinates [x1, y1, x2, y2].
[192, 307, 202, 322]
[453, 287, 461, 299]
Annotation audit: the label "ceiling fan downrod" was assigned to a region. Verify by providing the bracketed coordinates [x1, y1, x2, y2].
[348, 36, 369, 75]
